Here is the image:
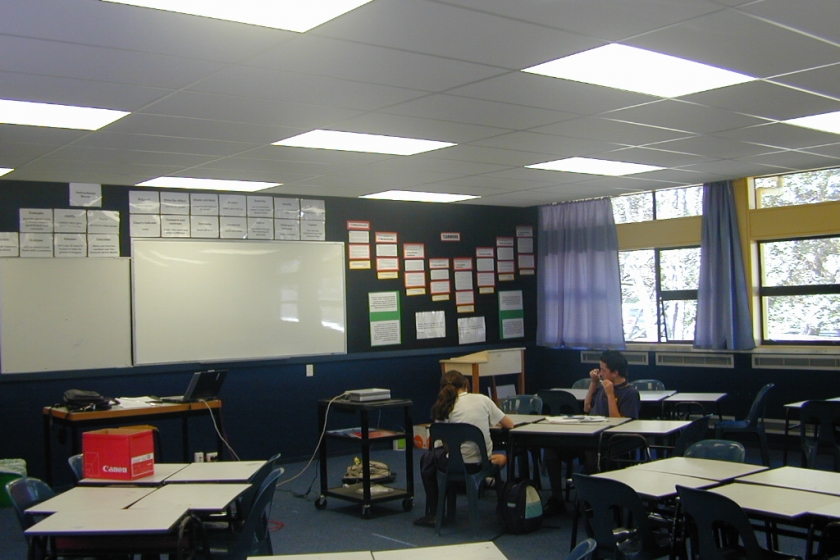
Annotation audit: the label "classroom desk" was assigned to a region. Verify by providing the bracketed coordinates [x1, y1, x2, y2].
[79, 462, 189, 485]
[736, 466, 840, 497]
[662, 392, 727, 420]
[600, 419, 691, 463]
[253, 542, 510, 560]
[42, 399, 224, 484]
[592, 468, 717, 500]
[782, 397, 840, 465]
[633, 457, 767, 481]
[130, 482, 251, 512]
[25, 507, 188, 536]
[26, 486, 156, 514]
[164, 460, 266, 483]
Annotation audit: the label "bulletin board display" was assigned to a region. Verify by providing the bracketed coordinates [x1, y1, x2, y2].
[131, 239, 347, 365]
[0, 258, 133, 373]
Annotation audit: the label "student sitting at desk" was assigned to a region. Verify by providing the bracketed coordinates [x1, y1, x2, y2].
[543, 350, 640, 515]
[414, 370, 515, 528]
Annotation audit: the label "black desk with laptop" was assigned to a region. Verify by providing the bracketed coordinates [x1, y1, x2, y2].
[42, 369, 228, 485]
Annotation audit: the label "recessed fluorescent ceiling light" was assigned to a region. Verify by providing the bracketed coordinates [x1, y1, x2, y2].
[361, 190, 478, 203]
[101, 0, 374, 32]
[0, 168, 13, 178]
[274, 130, 455, 155]
[527, 157, 663, 176]
[784, 111, 840, 134]
[137, 177, 280, 192]
[522, 44, 754, 98]
[0, 99, 128, 130]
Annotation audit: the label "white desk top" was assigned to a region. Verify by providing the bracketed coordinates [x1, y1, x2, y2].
[592, 469, 717, 499]
[26, 486, 155, 514]
[504, 414, 545, 426]
[639, 390, 677, 402]
[633, 457, 767, 481]
[512, 417, 629, 436]
[130, 482, 251, 512]
[709, 482, 838, 519]
[25, 507, 188, 535]
[736, 466, 840, 497]
[374, 542, 508, 560]
[251, 543, 509, 560]
[807, 500, 840, 519]
[784, 396, 840, 409]
[605, 419, 691, 435]
[165, 460, 265, 483]
[664, 393, 727, 402]
[80, 463, 188, 485]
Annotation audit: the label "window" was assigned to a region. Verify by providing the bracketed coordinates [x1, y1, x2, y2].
[612, 185, 702, 224]
[759, 236, 840, 344]
[755, 168, 840, 208]
[620, 247, 700, 342]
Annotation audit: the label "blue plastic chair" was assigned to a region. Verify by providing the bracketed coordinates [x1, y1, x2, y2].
[684, 439, 746, 463]
[630, 379, 665, 391]
[567, 538, 598, 560]
[500, 395, 543, 415]
[67, 453, 84, 482]
[798, 400, 840, 470]
[672, 416, 711, 457]
[714, 383, 774, 466]
[573, 378, 593, 389]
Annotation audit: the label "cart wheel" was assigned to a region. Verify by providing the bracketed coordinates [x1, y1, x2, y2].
[314, 496, 327, 510]
[361, 505, 371, 519]
[402, 497, 413, 512]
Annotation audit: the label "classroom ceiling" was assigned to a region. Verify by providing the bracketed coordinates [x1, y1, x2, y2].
[4, 0, 840, 207]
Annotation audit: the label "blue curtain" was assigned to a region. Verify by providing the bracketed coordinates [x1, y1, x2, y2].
[694, 181, 755, 350]
[537, 198, 625, 349]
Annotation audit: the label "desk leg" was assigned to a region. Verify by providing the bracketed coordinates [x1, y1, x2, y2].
[403, 406, 414, 502]
[570, 497, 580, 551]
[182, 417, 190, 462]
[783, 408, 792, 466]
[360, 409, 372, 518]
[317, 402, 328, 505]
[43, 414, 53, 486]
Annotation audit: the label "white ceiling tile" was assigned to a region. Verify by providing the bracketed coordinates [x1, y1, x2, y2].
[682, 81, 840, 121]
[713, 123, 840, 150]
[532, 117, 696, 146]
[739, 0, 840, 46]
[604, 100, 769, 134]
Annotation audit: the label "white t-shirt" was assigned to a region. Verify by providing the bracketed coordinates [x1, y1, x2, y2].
[444, 392, 506, 464]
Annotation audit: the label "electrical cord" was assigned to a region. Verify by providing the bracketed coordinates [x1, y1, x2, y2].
[199, 399, 241, 461]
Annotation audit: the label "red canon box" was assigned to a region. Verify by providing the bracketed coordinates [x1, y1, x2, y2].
[82, 428, 154, 480]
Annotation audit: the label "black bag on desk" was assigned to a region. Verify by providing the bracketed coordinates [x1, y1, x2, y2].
[63, 389, 114, 411]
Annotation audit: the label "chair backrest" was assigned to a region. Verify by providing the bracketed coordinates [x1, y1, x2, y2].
[537, 389, 582, 416]
[566, 538, 598, 560]
[5, 477, 55, 531]
[743, 383, 775, 426]
[677, 485, 767, 560]
[572, 378, 593, 389]
[630, 379, 665, 391]
[428, 422, 492, 477]
[673, 416, 711, 457]
[573, 473, 666, 560]
[230, 467, 282, 558]
[799, 400, 840, 469]
[500, 395, 543, 415]
[68, 453, 84, 482]
[818, 520, 840, 560]
[684, 439, 746, 463]
[235, 452, 282, 520]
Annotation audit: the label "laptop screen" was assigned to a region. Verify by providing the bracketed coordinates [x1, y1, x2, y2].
[183, 369, 228, 402]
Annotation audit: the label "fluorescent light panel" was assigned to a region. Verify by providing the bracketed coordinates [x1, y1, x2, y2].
[361, 190, 478, 203]
[274, 130, 455, 155]
[0, 168, 13, 178]
[101, 0, 374, 32]
[527, 157, 663, 176]
[0, 99, 128, 130]
[523, 44, 754, 98]
[137, 177, 280, 192]
[784, 111, 840, 135]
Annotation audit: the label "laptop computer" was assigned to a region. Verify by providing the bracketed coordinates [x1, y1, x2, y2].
[159, 369, 228, 403]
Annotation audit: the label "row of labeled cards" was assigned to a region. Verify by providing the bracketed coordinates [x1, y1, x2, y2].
[0, 233, 119, 258]
[129, 191, 325, 220]
[129, 215, 325, 240]
[20, 209, 120, 234]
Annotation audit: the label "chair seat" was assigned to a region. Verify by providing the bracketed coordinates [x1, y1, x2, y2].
[716, 420, 750, 430]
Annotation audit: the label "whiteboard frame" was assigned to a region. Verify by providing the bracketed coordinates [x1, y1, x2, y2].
[131, 239, 347, 365]
[0, 258, 133, 374]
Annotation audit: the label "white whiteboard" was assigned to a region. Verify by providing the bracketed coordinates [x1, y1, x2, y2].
[0, 258, 133, 373]
[132, 239, 347, 365]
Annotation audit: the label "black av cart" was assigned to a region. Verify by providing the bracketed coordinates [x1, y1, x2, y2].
[315, 397, 413, 518]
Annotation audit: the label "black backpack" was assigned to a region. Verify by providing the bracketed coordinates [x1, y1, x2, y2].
[502, 479, 543, 534]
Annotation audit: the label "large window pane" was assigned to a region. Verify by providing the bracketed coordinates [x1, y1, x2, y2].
[761, 238, 840, 286]
[662, 300, 697, 341]
[660, 247, 701, 290]
[756, 168, 840, 208]
[619, 250, 657, 342]
[655, 186, 703, 219]
[763, 294, 840, 342]
[612, 192, 653, 224]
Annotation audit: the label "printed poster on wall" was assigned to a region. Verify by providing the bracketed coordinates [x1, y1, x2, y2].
[369, 291, 401, 347]
[499, 290, 524, 339]
[416, 310, 445, 340]
[457, 316, 486, 345]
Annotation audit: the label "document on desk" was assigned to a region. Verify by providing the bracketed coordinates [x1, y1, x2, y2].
[115, 396, 162, 409]
[543, 415, 608, 424]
